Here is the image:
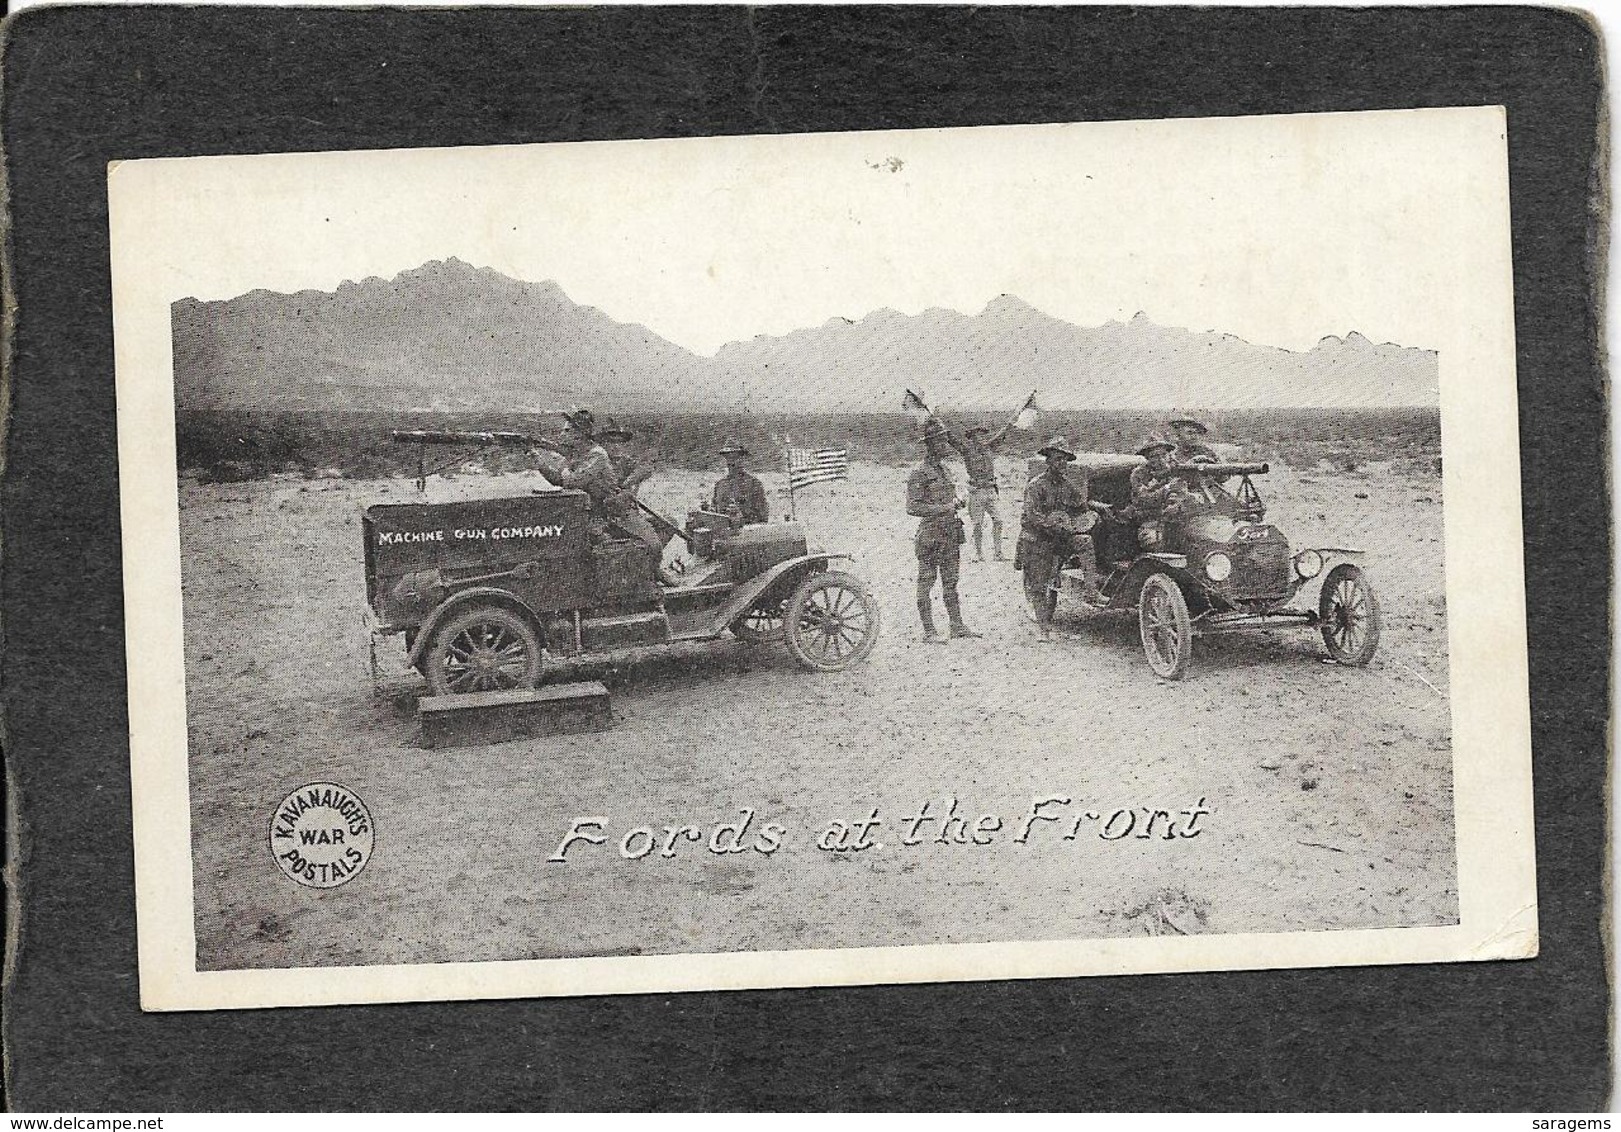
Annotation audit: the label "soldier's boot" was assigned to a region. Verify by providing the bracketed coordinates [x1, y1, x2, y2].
[1072, 539, 1103, 604]
[943, 590, 982, 639]
[972, 527, 984, 562]
[917, 591, 946, 644]
[991, 520, 1005, 561]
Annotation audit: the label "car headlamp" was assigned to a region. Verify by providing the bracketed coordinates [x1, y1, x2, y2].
[1204, 552, 1233, 582]
[1294, 549, 1324, 579]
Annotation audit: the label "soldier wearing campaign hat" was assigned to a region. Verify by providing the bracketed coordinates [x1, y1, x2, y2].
[1129, 433, 1189, 522]
[598, 418, 652, 498]
[536, 408, 666, 557]
[1167, 416, 1221, 465]
[1020, 435, 1100, 641]
[712, 438, 768, 526]
[906, 419, 980, 643]
[948, 421, 1015, 561]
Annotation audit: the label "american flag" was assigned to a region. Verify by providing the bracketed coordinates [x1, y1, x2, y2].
[788, 447, 850, 490]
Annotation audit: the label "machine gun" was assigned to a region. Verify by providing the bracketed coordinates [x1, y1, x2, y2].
[389, 428, 694, 548]
[1171, 461, 1270, 478]
[1171, 461, 1271, 521]
[391, 428, 563, 453]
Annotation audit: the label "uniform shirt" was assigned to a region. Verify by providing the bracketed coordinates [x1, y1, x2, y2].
[1022, 468, 1090, 541]
[541, 444, 624, 511]
[906, 458, 960, 548]
[609, 452, 652, 496]
[713, 470, 768, 525]
[1130, 462, 1182, 515]
[949, 426, 1010, 488]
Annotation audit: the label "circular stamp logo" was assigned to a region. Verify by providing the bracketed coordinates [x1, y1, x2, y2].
[269, 782, 374, 889]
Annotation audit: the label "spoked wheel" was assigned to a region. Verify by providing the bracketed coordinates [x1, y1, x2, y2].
[1138, 572, 1193, 680]
[783, 571, 880, 672]
[424, 605, 544, 696]
[1318, 563, 1381, 666]
[731, 600, 786, 643]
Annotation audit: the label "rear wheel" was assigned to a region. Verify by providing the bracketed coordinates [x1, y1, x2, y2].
[424, 604, 544, 696]
[784, 571, 880, 672]
[1139, 572, 1193, 680]
[1318, 564, 1381, 665]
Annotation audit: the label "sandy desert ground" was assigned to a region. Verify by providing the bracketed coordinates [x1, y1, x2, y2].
[180, 456, 1455, 970]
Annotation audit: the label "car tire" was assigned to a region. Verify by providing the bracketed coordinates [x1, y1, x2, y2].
[1138, 572, 1193, 680]
[423, 604, 544, 696]
[783, 571, 880, 672]
[1318, 563, 1381, 666]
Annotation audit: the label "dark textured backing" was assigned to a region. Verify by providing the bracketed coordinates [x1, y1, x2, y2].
[1, 5, 1608, 1112]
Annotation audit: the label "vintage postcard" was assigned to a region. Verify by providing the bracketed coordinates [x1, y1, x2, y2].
[110, 109, 1534, 1011]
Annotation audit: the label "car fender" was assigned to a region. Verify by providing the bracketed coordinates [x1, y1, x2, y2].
[1108, 554, 1194, 604]
[404, 585, 546, 669]
[709, 552, 847, 631]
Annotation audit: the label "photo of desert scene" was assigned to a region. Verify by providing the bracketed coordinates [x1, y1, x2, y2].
[173, 257, 1456, 971]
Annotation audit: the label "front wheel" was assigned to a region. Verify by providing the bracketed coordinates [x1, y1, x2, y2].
[424, 604, 544, 696]
[1319, 563, 1381, 665]
[1139, 572, 1193, 679]
[783, 571, 880, 672]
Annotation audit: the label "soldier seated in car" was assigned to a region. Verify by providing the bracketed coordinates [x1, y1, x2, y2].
[1168, 416, 1231, 495]
[1129, 434, 1194, 545]
[598, 418, 653, 498]
[1020, 435, 1101, 641]
[537, 409, 670, 561]
[712, 439, 769, 527]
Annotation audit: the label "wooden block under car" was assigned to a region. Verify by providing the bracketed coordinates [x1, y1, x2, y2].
[418, 681, 612, 748]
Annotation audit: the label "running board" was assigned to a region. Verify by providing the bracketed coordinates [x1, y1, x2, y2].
[1196, 610, 1318, 633]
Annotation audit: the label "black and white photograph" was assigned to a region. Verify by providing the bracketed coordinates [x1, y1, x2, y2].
[109, 109, 1535, 1010]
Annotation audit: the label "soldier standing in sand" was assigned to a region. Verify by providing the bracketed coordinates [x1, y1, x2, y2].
[948, 420, 1015, 561]
[1019, 435, 1100, 642]
[907, 419, 981, 643]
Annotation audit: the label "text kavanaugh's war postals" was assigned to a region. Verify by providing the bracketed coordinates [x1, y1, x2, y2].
[110, 110, 1536, 1010]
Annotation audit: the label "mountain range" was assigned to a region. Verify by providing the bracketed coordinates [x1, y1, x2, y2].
[171, 258, 1439, 413]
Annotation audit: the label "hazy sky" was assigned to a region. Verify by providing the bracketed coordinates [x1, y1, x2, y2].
[115, 109, 1506, 356]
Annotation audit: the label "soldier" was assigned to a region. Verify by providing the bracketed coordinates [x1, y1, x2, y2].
[539, 409, 667, 558]
[948, 421, 1014, 561]
[907, 419, 981, 643]
[1167, 417, 1220, 464]
[1129, 434, 1190, 526]
[1167, 416, 1232, 494]
[712, 439, 769, 526]
[599, 419, 652, 497]
[1020, 436, 1100, 642]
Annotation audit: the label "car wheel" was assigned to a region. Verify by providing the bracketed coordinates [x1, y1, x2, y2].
[1139, 572, 1193, 680]
[784, 571, 880, 672]
[424, 604, 544, 696]
[1318, 563, 1381, 666]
